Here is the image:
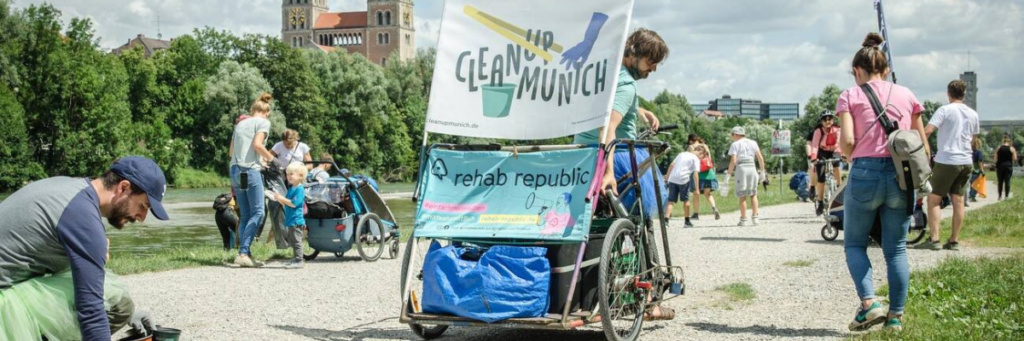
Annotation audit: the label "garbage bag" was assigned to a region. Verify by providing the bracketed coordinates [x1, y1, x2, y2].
[971, 174, 987, 199]
[421, 242, 550, 323]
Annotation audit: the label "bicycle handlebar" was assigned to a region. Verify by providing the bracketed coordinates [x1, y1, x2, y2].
[815, 158, 843, 165]
[657, 124, 679, 132]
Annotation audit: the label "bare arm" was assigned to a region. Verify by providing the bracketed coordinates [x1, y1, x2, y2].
[252, 132, 275, 161]
[924, 124, 937, 138]
[601, 111, 624, 194]
[913, 115, 930, 158]
[727, 155, 737, 176]
[274, 193, 296, 208]
[756, 150, 766, 174]
[839, 112, 855, 158]
[664, 161, 676, 181]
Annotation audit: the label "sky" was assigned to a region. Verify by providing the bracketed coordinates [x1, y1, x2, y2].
[14, 0, 1024, 120]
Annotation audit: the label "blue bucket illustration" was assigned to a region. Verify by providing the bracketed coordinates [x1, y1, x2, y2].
[481, 84, 516, 118]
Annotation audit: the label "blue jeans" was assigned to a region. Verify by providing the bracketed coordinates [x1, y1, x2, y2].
[231, 165, 265, 256]
[844, 158, 911, 314]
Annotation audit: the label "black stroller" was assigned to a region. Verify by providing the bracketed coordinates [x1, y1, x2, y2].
[821, 184, 928, 244]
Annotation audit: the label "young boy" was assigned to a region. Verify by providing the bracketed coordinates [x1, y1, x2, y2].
[274, 161, 309, 269]
[664, 145, 701, 228]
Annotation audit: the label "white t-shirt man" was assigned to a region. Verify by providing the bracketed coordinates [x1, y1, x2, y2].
[928, 103, 979, 166]
[728, 138, 760, 161]
[667, 152, 700, 185]
[271, 141, 311, 169]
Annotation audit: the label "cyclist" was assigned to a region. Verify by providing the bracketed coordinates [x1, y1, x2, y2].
[810, 110, 844, 216]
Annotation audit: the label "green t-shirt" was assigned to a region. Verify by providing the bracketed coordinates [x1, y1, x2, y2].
[574, 65, 638, 144]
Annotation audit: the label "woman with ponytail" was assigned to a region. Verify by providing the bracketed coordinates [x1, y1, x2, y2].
[836, 33, 927, 332]
[229, 92, 276, 267]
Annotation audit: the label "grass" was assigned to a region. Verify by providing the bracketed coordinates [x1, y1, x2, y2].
[783, 259, 816, 267]
[172, 167, 231, 189]
[861, 255, 1024, 341]
[107, 243, 295, 275]
[861, 177, 1024, 340]
[715, 282, 756, 302]
[672, 173, 802, 217]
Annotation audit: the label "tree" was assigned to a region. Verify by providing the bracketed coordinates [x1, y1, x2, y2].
[199, 61, 283, 173]
[0, 84, 46, 190]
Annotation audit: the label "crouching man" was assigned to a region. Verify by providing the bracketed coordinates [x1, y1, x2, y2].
[0, 156, 166, 340]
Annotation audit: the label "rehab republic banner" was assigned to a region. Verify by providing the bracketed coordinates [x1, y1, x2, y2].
[425, 0, 636, 140]
[414, 148, 598, 242]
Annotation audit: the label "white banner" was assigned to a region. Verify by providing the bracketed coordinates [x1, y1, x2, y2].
[425, 0, 636, 140]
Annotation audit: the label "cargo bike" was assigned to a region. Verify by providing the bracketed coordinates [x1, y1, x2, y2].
[301, 160, 402, 262]
[399, 124, 685, 341]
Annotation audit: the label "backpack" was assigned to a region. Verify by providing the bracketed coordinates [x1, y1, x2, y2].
[789, 172, 808, 191]
[861, 84, 932, 214]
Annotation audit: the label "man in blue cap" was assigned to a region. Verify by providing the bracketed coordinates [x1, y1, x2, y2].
[0, 156, 167, 340]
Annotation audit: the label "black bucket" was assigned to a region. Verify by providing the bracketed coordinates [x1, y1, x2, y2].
[153, 326, 182, 341]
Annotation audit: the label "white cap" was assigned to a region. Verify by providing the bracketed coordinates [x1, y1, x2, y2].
[731, 126, 746, 136]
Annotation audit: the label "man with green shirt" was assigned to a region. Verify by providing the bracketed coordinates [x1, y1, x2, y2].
[574, 28, 669, 219]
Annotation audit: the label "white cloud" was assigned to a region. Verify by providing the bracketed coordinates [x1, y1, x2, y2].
[11, 0, 1023, 120]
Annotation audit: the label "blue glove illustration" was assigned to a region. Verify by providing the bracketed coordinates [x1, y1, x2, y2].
[559, 12, 608, 71]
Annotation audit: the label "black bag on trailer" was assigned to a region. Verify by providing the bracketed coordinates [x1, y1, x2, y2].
[306, 201, 345, 219]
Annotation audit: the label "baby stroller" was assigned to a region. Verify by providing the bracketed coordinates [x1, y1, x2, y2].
[789, 172, 812, 202]
[821, 184, 928, 244]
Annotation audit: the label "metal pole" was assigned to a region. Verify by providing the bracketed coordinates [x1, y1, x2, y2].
[561, 242, 587, 325]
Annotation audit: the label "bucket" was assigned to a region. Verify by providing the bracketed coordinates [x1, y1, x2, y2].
[117, 335, 153, 341]
[481, 84, 516, 118]
[153, 326, 182, 341]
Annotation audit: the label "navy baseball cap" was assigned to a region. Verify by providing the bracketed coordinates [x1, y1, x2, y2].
[110, 156, 169, 221]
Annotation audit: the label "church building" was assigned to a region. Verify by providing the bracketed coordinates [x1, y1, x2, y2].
[281, 0, 415, 65]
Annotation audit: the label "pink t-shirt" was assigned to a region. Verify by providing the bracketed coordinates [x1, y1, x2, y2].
[836, 80, 923, 159]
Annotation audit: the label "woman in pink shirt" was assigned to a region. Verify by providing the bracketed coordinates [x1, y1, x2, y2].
[836, 33, 928, 332]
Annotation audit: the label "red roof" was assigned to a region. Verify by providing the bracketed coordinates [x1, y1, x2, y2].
[314, 11, 368, 29]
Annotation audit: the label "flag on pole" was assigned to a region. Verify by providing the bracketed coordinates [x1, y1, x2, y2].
[874, 0, 896, 83]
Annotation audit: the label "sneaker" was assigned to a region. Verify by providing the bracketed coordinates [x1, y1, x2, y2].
[815, 201, 824, 216]
[737, 219, 748, 227]
[713, 208, 721, 220]
[284, 261, 305, 269]
[914, 239, 942, 251]
[691, 213, 699, 221]
[883, 317, 903, 331]
[970, 197, 978, 203]
[234, 255, 254, 268]
[752, 216, 760, 226]
[848, 301, 886, 331]
[684, 219, 694, 228]
[943, 241, 961, 251]
[251, 259, 265, 267]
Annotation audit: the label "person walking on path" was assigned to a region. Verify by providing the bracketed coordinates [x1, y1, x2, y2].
[265, 129, 312, 247]
[725, 126, 766, 226]
[967, 137, 984, 204]
[687, 134, 708, 220]
[810, 111, 844, 216]
[271, 162, 309, 269]
[664, 145, 701, 227]
[994, 135, 1018, 200]
[837, 33, 928, 332]
[229, 92, 276, 268]
[916, 80, 980, 252]
[695, 144, 721, 220]
[0, 157, 166, 340]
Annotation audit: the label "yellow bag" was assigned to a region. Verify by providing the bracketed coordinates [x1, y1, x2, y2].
[971, 173, 987, 198]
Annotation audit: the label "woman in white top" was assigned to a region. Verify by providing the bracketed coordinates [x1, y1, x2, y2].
[265, 129, 312, 248]
[726, 126, 767, 226]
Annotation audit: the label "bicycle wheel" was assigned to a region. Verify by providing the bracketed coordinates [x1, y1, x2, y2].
[355, 213, 385, 261]
[399, 237, 448, 340]
[599, 219, 647, 341]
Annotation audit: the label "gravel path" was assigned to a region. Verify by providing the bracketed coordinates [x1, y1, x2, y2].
[117, 188, 1010, 340]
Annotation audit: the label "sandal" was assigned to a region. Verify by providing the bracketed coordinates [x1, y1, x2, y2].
[643, 305, 676, 321]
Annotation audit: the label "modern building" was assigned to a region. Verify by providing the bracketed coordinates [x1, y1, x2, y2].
[281, 0, 415, 65]
[959, 71, 978, 111]
[700, 95, 800, 121]
[111, 34, 171, 58]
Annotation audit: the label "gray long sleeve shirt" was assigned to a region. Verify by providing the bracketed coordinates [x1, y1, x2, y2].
[0, 177, 110, 341]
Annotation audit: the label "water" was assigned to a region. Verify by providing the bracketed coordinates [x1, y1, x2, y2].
[2, 185, 418, 257]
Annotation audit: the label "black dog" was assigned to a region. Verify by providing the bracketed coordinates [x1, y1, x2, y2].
[213, 193, 239, 250]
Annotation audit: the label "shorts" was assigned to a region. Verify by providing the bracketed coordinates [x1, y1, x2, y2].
[931, 163, 972, 197]
[699, 179, 719, 192]
[815, 151, 839, 183]
[667, 181, 693, 203]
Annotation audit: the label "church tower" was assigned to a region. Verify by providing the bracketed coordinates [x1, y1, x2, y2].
[282, 0, 328, 48]
[366, 0, 415, 64]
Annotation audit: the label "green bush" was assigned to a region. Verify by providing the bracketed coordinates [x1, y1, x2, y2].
[171, 167, 230, 189]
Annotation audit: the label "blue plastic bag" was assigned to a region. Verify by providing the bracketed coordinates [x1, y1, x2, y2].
[421, 242, 551, 323]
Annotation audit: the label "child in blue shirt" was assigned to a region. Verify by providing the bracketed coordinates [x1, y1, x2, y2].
[273, 162, 308, 269]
